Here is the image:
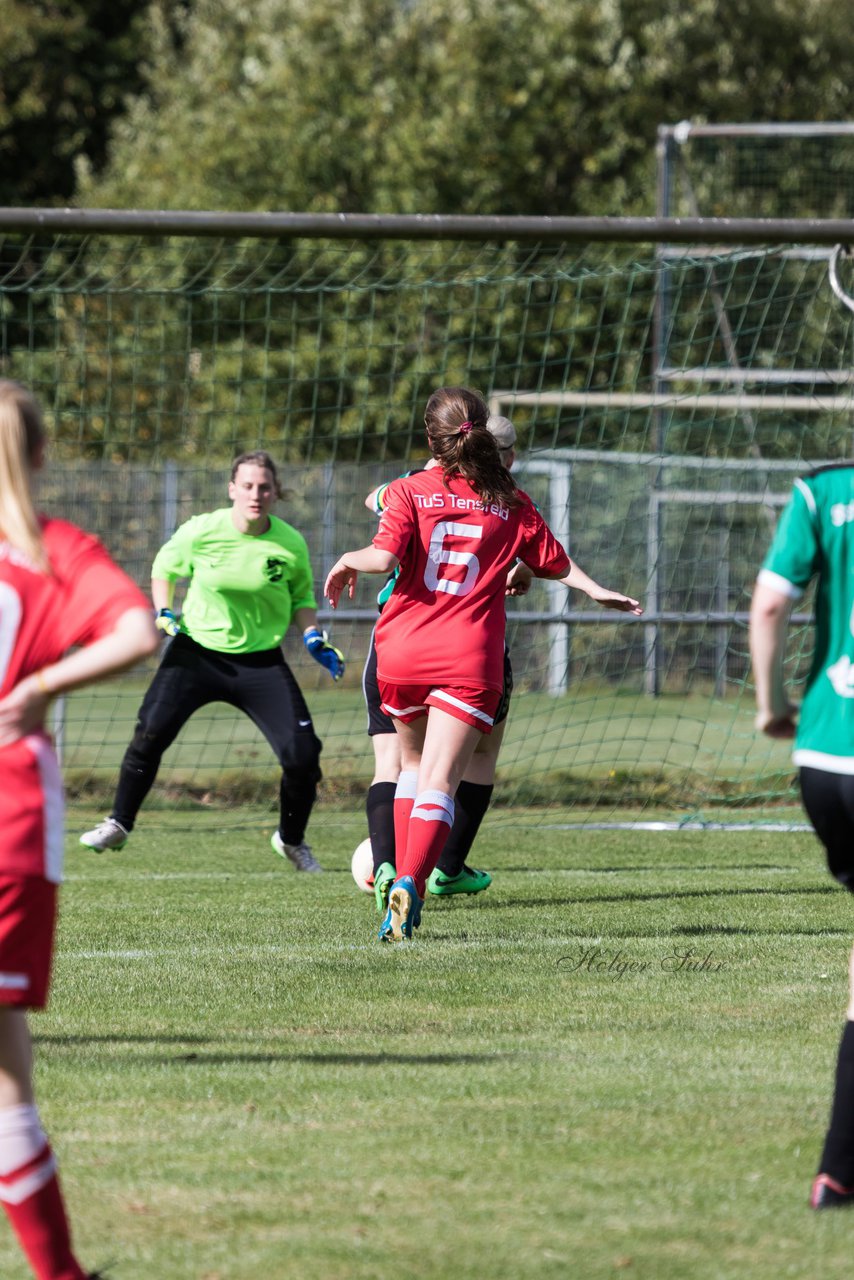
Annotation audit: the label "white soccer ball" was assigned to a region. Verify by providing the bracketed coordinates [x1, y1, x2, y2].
[351, 838, 374, 893]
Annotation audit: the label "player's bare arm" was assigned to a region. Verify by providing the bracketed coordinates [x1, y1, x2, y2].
[505, 561, 534, 596]
[539, 561, 643, 614]
[325, 547, 399, 608]
[0, 607, 158, 747]
[749, 580, 798, 738]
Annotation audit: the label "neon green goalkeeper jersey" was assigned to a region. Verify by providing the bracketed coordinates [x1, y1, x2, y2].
[759, 463, 854, 772]
[151, 508, 317, 653]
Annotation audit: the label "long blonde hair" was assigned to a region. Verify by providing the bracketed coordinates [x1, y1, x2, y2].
[0, 380, 47, 570]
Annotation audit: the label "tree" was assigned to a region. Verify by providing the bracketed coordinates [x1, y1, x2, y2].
[81, 0, 854, 218]
[0, 0, 160, 206]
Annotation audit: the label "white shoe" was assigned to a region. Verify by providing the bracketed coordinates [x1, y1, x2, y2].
[271, 831, 323, 872]
[79, 817, 129, 852]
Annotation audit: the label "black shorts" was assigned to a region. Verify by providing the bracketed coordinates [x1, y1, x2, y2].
[362, 625, 513, 735]
[800, 765, 854, 892]
[129, 632, 322, 776]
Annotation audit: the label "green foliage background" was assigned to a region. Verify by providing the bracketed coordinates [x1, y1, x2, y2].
[3, 2, 854, 465]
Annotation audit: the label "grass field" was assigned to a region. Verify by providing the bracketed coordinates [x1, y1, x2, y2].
[8, 808, 854, 1279]
[59, 679, 797, 816]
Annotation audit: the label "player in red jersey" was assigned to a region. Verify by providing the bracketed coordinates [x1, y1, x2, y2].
[0, 381, 158, 1279]
[325, 386, 641, 941]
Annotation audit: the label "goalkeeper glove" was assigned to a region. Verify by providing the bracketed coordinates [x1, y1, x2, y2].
[303, 627, 345, 681]
[155, 607, 181, 637]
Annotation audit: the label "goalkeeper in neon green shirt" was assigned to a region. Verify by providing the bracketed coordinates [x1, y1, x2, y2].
[79, 451, 345, 871]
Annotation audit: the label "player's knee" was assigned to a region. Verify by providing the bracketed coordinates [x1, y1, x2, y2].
[124, 728, 166, 768]
[280, 737, 322, 780]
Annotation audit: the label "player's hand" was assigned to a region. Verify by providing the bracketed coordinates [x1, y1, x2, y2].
[0, 676, 51, 748]
[589, 587, 643, 615]
[303, 627, 345, 681]
[755, 706, 798, 738]
[505, 562, 534, 596]
[324, 560, 357, 609]
[155, 608, 181, 637]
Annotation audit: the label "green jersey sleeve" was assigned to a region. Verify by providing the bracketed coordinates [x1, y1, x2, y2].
[758, 480, 820, 598]
[284, 529, 317, 614]
[151, 515, 202, 581]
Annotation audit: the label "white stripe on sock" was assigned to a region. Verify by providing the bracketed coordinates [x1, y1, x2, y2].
[0, 1150, 56, 1205]
[412, 790, 454, 827]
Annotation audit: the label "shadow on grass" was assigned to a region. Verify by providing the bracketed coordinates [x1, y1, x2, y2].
[172, 1051, 513, 1066]
[447, 884, 837, 911]
[35, 1033, 217, 1046]
[496, 863, 806, 874]
[33, 1036, 512, 1067]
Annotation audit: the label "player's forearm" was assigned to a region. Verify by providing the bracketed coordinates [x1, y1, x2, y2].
[294, 606, 318, 634]
[538, 560, 642, 614]
[749, 584, 793, 717]
[151, 578, 176, 612]
[30, 609, 159, 698]
[340, 546, 399, 575]
[556, 561, 603, 597]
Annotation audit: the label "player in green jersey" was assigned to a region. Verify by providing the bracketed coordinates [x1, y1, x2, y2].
[750, 462, 854, 1209]
[79, 451, 345, 872]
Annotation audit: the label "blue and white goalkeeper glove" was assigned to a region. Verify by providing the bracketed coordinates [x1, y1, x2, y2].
[303, 627, 345, 681]
[155, 608, 181, 637]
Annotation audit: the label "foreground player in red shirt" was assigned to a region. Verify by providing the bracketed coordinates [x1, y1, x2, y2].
[325, 386, 641, 942]
[0, 381, 158, 1279]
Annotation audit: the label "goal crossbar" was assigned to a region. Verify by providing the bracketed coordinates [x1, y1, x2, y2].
[491, 391, 854, 412]
[5, 207, 854, 244]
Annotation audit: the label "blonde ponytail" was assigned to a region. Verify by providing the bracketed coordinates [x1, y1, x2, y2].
[0, 380, 48, 571]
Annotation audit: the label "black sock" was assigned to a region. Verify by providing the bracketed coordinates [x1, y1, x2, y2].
[436, 782, 494, 877]
[819, 1020, 854, 1184]
[366, 782, 397, 873]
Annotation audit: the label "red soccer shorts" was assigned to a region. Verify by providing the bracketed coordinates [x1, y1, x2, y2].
[378, 679, 500, 733]
[0, 877, 57, 1009]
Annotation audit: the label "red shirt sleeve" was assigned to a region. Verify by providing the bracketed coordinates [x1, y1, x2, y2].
[44, 520, 151, 651]
[372, 479, 415, 560]
[516, 495, 571, 577]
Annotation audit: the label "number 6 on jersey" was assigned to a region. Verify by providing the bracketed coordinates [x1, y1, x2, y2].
[424, 521, 482, 597]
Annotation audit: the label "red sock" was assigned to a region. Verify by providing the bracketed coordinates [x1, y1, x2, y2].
[392, 770, 418, 871]
[0, 1143, 86, 1280]
[398, 790, 455, 897]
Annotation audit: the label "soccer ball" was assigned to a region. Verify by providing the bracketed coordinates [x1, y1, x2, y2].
[351, 837, 374, 893]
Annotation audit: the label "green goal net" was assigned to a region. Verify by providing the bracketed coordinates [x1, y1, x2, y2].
[3, 219, 852, 830]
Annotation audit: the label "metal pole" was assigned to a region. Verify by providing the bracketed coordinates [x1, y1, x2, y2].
[714, 525, 729, 698]
[162, 460, 178, 543]
[644, 487, 662, 697]
[546, 462, 571, 697]
[3, 207, 854, 244]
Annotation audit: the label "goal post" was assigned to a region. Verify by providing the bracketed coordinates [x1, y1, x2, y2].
[3, 206, 854, 829]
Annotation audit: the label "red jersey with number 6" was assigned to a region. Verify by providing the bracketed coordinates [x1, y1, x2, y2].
[0, 518, 149, 882]
[373, 469, 569, 691]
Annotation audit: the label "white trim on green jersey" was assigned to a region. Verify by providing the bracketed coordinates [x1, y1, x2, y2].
[793, 476, 817, 516]
[151, 508, 317, 653]
[761, 463, 854, 767]
[793, 749, 854, 776]
[756, 568, 803, 600]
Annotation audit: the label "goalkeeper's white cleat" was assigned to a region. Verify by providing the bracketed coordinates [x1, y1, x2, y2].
[79, 817, 129, 853]
[271, 831, 323, 872]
